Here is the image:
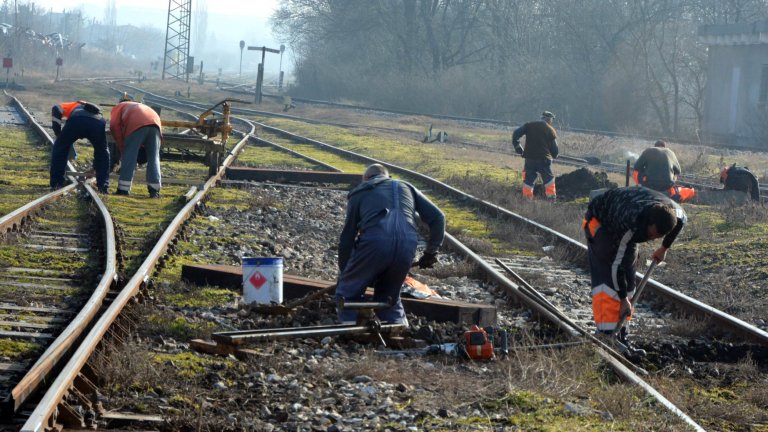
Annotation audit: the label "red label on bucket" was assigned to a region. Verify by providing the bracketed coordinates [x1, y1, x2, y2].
[249, 272, 267, 289]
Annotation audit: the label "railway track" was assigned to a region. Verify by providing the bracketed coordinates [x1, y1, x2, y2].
[104, 85, 768, 428]
[124, 84, 768, 343]
[212, 82, 768, 200]
[13, 90, 254, 430]
[9, 82, 764, 430]
[0, 97, 117, 425]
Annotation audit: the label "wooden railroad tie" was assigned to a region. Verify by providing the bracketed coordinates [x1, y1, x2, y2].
[181, 263, 496, 327]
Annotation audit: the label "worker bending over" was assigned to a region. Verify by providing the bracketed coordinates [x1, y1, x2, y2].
[633, 140, 695, 202]
[512, 111, 559, 200]
[49, 102, 110, 193]
[51, 101, 86, 160]
[720, 164, 760, 201]
[109, 96, 163, 197]
[583, 187, 686, 354]
[336, 164, 445, 325]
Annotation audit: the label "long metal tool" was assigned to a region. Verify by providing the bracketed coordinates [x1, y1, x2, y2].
[613, 260, 658, 336]
[213, 323, 405, 345]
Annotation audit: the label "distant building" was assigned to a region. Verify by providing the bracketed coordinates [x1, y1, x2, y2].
[700, 21, 768, 149]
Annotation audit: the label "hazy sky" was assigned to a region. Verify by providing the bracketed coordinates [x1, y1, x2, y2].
[27, 0, 288, 75]
[30, 0, 280, 19]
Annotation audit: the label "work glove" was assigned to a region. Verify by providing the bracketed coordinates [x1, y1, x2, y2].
[416, 252, 438, 269]
[514, 145, 523, 155]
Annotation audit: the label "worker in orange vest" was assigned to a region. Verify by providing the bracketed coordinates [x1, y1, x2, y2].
[583, 187, 686, 356]
[109, 94, 163, 197]
[51, 101, 86, 160]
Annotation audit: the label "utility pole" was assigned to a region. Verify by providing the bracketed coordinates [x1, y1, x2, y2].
[162, 0, 192, 81]
[278, 44, 285, 91]
[247, 45, 280, 104]
[239, 40, 245, 79]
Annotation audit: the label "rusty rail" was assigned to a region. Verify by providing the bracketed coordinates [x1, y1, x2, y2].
[2, 96, 118, 416]
[21, 118, 254, 432]
[124, 84, 768, 345]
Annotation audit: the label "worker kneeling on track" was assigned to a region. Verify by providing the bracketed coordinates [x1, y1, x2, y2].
[336, 164, 445, 326]
[49, 102, 110, 193]
[633, 140, 695, 203]
[583, 187, 687, 356]
[109, 95, 163, 198]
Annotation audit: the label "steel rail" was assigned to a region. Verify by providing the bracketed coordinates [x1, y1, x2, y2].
[21, 120, 255, 432]
[2, 96, 118, 414]
[48, 87, 712, 429]
[120, 85, 768, 345]
[244, 121, 768, 346]
[133, 82, 764, 199]
[445, 233, 705, 431]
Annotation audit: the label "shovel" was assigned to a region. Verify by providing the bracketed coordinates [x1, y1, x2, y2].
[612, 260, 658, 336]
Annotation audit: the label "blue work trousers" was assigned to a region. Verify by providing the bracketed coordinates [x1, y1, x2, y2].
[50, 115, 109, 190]
[117, 126, 162, 194]
[335, 224, 418, 324]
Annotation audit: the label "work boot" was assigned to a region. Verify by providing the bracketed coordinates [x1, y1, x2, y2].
[148, 187, 161, 199]
[115, 189, 129, 196]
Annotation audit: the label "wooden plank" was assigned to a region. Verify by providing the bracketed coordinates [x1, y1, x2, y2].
[225, 167, 361, 186]
[0, 304, 73, 314]
[190, 339, 265, 360]
[0, 314, 68, 324]
[101, 412, 164, 423]
[181, 264, 496, 326]
[0, 330, 54, 340]
[21, 244, 89, 253]
[0, 362, 27, 372]
[0, 320, 55, 330]
[0, 282, 75, 291]
[0, 274, 76, 283]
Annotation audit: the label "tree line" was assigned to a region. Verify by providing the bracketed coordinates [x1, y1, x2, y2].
[272, 0, 768, 140]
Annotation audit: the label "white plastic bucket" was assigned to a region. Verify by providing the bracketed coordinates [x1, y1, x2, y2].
[242, 257, 283, 305]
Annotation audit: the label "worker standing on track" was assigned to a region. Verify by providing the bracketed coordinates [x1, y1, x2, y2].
[720, 164, 760, 201]
[512, 111, 559, 200]
[51, 101, 86, 160]
[336, 164, 445, 325]
[633, 140, 695, 202]
[582, 187, 686, 355]
[49, 102, 110, 193]
[109, 94, 163, 198]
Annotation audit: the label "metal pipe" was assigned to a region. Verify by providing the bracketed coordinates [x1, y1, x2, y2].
[213, 323, 405, 344]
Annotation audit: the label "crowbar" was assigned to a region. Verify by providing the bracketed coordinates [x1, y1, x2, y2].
[613, 260, 658, 336]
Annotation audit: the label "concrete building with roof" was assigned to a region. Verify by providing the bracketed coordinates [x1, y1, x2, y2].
[700, 21, 768, 148]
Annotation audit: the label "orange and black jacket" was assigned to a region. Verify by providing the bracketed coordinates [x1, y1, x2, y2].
[584, 187, 686, 297]
[51, 101, 83, 137]
[512, 121, 558, 160]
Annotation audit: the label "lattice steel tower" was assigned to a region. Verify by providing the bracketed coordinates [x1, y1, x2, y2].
[162, 0, 192, 80]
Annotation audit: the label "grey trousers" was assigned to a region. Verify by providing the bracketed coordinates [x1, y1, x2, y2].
[118, 126, 161, 194]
